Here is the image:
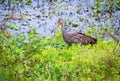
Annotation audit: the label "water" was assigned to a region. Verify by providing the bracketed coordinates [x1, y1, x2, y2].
[0, 0, 120, 37]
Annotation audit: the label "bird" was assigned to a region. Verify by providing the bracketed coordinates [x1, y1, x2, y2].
[54, 18, 97, 45]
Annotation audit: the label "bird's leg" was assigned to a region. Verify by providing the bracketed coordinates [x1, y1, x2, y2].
[67, 44, 71, 49]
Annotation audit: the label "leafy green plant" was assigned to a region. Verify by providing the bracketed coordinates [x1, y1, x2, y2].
[0, 29, 120, 81]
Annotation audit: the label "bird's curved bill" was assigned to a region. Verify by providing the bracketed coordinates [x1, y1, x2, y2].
[51, 22, 60, 33]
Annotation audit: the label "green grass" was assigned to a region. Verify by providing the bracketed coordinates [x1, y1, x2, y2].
[0, 30, 120, 81]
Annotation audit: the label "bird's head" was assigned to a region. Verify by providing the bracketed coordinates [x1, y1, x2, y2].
[51, 18, 64, 32]
[55, 18, 64, 27]
[51, 18, 64, 33]
[57, 18, 64, 24]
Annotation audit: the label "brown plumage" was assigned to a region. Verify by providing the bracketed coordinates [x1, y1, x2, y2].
[54, 19, 97, 45]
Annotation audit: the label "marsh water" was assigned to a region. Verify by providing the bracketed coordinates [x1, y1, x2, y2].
[0, 0, 120, 38]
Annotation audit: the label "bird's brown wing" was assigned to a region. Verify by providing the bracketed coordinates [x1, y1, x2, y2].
[69, 32, 97, 45]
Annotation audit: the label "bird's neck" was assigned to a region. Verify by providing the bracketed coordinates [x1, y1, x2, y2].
[61, 23, 67, 35]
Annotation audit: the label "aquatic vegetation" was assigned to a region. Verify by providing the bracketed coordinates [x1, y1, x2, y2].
[0, 31, 120, 81]
[36, 14, 41, 19]
[5, 22, 20, 30]
[0, 0, 119, 37]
